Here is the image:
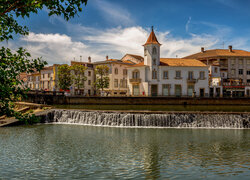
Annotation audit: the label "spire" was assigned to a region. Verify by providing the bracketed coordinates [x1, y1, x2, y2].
[144, 26, 161, 46]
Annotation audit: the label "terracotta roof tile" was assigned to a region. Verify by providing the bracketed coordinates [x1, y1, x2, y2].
[144, 28, 161, 46]
[184, 49, 250, 59]
[129, 58, 206, 67]
[160, 58, 207, 67]
[126, 54, 144, 61]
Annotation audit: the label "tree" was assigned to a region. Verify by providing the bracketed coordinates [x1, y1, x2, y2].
[58, 65, 72, 91]
[71, 64, 87, 95]
[0, 0, 88, 122]
[94, 65, 110, 94]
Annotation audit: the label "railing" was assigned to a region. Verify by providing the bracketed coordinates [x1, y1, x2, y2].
[186, 78, 196, 83]
[223, 82, 250, 86]
[129, 78, 141, 83]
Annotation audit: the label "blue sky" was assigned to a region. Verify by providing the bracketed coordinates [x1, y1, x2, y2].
[2, 0, 250, 64]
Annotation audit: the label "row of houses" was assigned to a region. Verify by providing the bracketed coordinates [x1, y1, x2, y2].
[23, 28, 250, 97]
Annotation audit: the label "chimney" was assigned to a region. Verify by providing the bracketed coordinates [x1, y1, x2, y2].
[106, 55, 109, 60]
[80, 55, 82, 62]
[229, 45, 233, 52]
[201, 47, 205, 53]
[88, 56, 91, 63]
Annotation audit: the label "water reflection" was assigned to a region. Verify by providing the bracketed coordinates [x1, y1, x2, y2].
[0, 125, 249, 179]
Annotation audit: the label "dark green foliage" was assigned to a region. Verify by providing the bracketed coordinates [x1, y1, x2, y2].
[58, 64, 72, 90]
[0, 0, 88, 123]
[0, 0, 88, 41]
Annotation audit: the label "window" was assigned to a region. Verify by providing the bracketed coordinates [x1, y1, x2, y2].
[115, 68, 118, 74]
[214, 67, 218, 73]
[188, 71, 193, 80]
[132, 70, 140, 79]
[153, 59, 156, 65]
[247, 79, 250, 83]
[43, 74, 45, 78]
[175, 71, 181, 79]
[88, 71, 91, 76]
[152, 69, 157, 79]
[175, 85, 182, 96]
[231, 59, 235, 65]
[133, 85, 140, 96]
[200, 71, 205, 80]
[88, 80, 91, 85]
[247, 70, 250, 75]
[124, 79, 127, 88]
[187, 85, 194, 97]
[153, 47, 157, 54]
[144, 48, 147, 56]
[239, 69, 243, 75]
[120, 79, 123, 88]
[48, 73, 50, 78]
[239, 59, 243, 65]
[123, 69, 127, 75]
[231, 69, 235, 75]
[162, 84, 170, 96]
[114, 79, 118, 88]
[163, 71, 168, 79]
[247, 60, 250, 65]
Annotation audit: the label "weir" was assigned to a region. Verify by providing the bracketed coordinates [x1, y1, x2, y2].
[42, 109, 250, 128]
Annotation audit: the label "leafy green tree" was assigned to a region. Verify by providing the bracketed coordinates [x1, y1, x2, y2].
[58, 65, 72, 91]
[71, 64, 87, 95]
[94, 65, 110, 93]
[0, 0, 88, 122]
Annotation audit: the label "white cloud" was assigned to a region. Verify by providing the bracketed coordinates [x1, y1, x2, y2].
[93, 0, 135, 26]
[4, 23, 250, 65]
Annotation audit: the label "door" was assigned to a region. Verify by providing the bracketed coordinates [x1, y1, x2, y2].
[187, 85, 194, 97]
[133, 85, 140, 96]
[175, 85, 182, 97]
[200, 88, 205, 97]
[151, 85, 158, 96]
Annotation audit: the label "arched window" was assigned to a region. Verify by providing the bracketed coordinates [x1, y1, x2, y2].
[115, 68, 118, 74]
[153, 47, 157, 54]
[152, 69, 157, 79]
[144, 48, 147, 56]
[153, 59, 156, 65]
[132, 70, 140, 79]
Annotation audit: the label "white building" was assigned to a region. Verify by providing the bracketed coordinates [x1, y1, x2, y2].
[127, 28, 209, 97]
[94, 56, 140, 96]
[71, 58, 95, 96]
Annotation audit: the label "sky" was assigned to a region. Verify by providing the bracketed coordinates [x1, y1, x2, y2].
[2, 0, 250, 65]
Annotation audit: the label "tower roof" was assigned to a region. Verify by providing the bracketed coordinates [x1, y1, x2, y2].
[144, 26, 161, 46]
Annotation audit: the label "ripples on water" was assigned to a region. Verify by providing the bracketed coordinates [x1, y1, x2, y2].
[0, 125, 249, 179]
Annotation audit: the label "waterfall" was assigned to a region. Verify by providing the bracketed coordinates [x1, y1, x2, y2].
[43, 109, 250, 128]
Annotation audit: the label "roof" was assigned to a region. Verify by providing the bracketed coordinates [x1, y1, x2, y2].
[129, 58, 207, 67]
[160, 58, 207, 67]
[42, 66, 53, 70]
[144, 28, 161, 46]
[184, 49, 250, 59]
[94, 59, 134, 65]
[125, 54, 144, 61]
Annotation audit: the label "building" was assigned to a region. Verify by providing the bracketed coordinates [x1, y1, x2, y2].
[40, 64, 59, 91]
[127, 27, 209, 97]
[93, 56, 138, 96]
[27, 72, 40, 90]
[70, 57, 95, 96]
[184, 46, 250, 97]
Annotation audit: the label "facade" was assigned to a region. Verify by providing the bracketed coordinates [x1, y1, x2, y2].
[27, 72, 40, 90]
[93, 56, 138, 96]
[40, 65, 59, 91]
[70, 59, 95, 96]
[184, 46, 250, 97]
[127, 28, 209, 97]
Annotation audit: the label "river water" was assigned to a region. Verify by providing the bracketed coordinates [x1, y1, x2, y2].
[0, 125, 249, 179]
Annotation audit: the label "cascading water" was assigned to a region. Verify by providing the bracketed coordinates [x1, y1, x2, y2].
[43, 109, 250, 128]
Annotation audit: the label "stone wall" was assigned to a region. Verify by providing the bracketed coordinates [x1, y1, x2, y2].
[24, 93, 250, 105]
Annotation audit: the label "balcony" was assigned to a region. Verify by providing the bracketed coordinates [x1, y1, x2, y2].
[187, 78, 196, 83]
[129, 78, 141, 83]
